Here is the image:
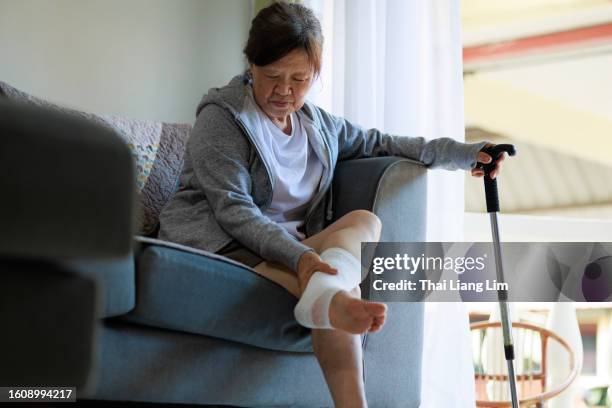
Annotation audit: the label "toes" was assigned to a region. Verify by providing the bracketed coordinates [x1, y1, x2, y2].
[369, 322, 382, 332]
[368, 315, 386, 332]
[364, 301, 387, 316]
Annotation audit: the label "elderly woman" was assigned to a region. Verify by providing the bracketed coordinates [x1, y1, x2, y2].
[159, 2, 502, 407]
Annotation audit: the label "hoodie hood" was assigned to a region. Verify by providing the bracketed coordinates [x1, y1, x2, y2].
[196, 73, 250, 117]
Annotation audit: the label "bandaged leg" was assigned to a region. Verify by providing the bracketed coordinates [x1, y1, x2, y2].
[294, 247, 362, 329]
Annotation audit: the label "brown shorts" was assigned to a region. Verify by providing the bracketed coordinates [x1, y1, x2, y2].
[216, 240, 264, 268]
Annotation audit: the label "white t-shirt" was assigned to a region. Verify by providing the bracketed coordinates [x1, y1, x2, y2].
[246, 92, 324, 240]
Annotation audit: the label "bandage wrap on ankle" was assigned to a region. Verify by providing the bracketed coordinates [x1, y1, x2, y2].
[294, 247, 362, 329]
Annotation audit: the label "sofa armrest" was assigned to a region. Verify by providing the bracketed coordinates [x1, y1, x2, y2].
[332, 157, 425, 407]
[0, 261, 97, 389]
[0, 101, 136, 390]
[332, 156, 427, 241]
[0, 101, 136, 259]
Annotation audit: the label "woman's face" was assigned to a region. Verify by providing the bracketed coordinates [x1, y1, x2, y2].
[250, 48, 315, 123]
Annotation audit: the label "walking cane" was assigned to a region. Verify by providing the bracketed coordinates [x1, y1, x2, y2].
[478, 144, 518, 408]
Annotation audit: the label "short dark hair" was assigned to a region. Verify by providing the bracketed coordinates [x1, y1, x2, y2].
[244, 1, 323, 76]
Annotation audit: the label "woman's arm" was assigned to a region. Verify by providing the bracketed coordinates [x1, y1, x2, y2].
[188, 104, 313, 271]
[331, 114, 487, 171]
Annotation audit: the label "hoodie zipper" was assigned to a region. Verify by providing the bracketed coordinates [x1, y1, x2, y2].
[304, 132, 334, 232]
[235, 119, 275, 209]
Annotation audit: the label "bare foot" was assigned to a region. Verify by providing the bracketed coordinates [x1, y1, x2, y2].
[329, 290, 387, 334]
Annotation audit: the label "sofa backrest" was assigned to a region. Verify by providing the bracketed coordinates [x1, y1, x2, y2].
[0, 81, 191, 235]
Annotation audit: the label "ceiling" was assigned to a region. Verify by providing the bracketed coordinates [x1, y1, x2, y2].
[462, 0, 612, 46]
[461, 0, 612, 218]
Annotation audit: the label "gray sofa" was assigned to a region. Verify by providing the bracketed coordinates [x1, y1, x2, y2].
[0, 94, 426, 407]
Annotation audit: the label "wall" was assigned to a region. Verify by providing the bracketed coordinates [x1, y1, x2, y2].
[0, 0, 250, 124]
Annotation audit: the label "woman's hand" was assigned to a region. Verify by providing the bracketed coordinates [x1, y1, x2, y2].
[471, 143, 506, 179]
[296, 250, 337, 295]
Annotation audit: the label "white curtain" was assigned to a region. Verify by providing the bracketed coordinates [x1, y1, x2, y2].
[306, 1, 475, 406]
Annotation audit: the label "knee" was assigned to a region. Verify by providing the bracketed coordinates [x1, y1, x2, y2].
[344, 210, 382, 242]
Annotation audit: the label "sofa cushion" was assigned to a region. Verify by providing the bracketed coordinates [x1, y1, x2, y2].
[63, 254, 136, 318]
[0, 81, 191, 235]
[122, 237, 312, 352]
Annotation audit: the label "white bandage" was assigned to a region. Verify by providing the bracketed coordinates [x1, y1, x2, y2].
[294, 247, 362, 329]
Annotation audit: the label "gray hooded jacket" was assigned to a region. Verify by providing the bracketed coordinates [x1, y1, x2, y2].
[158, 74, 486, 271]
